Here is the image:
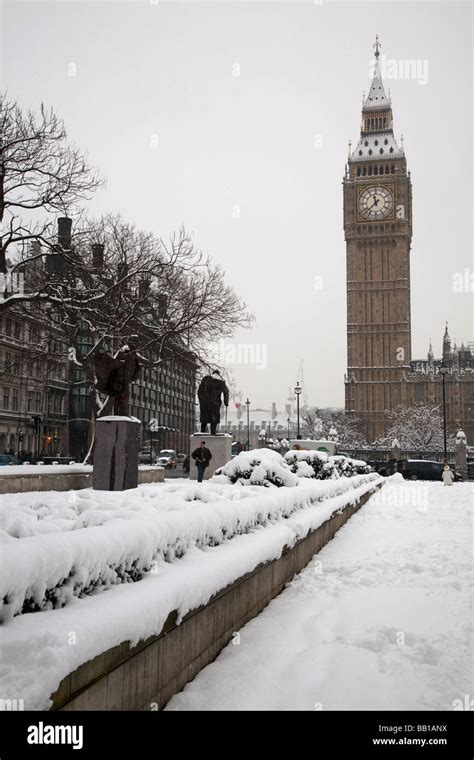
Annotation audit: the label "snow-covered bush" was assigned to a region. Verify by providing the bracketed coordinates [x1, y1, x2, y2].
[284, 450, 372, 480]
[329, 455, 372, 477]
[214, 448, 298, 487]
[284, 449, 331, 479]
[215, 448, 372, 486]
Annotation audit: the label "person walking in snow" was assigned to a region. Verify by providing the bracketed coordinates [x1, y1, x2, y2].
[442, 463, 454, 486]
[192, 441, 212, 482]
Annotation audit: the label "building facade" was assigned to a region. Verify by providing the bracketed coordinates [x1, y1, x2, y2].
[344, 39, 473, 443]
[1, 223, 197, 461]
[0, 310, 69, 458]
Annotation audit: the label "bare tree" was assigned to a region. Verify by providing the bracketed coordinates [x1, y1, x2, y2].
[0, 95, 102, 286]
[52, 214, 254, 365]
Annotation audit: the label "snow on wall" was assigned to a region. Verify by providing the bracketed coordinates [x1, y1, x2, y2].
[0, 474, 380, 623]
[0, 474, 382, 710]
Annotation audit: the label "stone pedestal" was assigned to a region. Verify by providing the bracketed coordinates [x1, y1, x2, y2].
[93, 416, 141, 491]
[189, 434, 232, 480]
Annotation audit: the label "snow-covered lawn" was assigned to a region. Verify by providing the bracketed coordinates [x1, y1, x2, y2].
[166, 477, 474, 711]
[0, 472, 380, 709]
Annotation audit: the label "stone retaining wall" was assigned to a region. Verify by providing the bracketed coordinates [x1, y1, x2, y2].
[51, 485, 380, 711]
[0, 467, 164, 494]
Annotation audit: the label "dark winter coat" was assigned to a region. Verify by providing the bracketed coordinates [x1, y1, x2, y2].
[191, 447, 212, 467]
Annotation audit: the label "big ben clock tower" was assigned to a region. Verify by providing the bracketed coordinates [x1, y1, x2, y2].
[344, 37, 413, 443]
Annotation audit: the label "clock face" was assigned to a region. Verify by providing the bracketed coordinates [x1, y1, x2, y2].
[358, 185, 394, 220]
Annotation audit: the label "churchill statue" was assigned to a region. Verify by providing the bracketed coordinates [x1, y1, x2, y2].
[197, 370, 229, 435]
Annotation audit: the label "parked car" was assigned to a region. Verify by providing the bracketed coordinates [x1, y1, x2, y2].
[156, 449, 177, 469]
[399, 459, 461, 481]
[0, 454, 21, 466]
[176, 453, 186, 464]
[138, 449, 157, 464]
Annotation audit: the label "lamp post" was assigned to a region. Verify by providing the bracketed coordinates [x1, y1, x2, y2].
[17, 427, 23, 459]
[245, 398, 250, 450]
[439, 363, 449, 461]
[287, 416, 291, 440]
[294, 382, 302, 439]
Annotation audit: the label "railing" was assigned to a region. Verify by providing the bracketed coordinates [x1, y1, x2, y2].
[339, 448, 454, 463]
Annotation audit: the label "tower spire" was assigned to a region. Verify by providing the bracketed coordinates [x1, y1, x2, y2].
[442, 322, 452, 363]
[374, 34, 381, 59]
[350, 38, 404, 164]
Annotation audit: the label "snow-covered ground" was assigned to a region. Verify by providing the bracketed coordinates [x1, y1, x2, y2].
[0, 472, 380, 709]
[166, 477, 474, 711]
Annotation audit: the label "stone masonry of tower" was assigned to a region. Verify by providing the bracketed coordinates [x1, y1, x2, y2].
[343, 38, 473, 445]
[344, 37, 413, 443]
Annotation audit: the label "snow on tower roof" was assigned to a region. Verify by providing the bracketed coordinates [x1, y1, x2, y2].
[351, 131, 403, 162]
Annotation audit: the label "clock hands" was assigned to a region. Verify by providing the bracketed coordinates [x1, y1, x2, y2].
[367, 194, 379, 211]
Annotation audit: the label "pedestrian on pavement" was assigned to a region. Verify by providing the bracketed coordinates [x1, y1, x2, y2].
[192, 441, 212, 483]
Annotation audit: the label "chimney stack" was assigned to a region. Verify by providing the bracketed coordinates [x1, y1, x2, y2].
[57, 217, 72, 251]
[92, 243, 104, 269]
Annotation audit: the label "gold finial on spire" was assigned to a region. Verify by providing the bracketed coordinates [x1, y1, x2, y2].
[373, 34, 381, 59]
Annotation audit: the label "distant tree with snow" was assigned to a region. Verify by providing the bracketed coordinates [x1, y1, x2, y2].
[302, 408, 367, 448]
[375, 403, 447, 451]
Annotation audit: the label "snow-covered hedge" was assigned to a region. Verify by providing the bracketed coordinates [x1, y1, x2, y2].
[284, 450, 372, 480]
[214, 448, 372, 486]
[213, 449, 299, 487]
[0, 473, 379, 622]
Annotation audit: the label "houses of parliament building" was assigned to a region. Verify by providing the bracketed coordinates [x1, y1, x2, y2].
[344, 38, 473, 445]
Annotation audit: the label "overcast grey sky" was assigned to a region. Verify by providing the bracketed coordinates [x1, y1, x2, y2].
[2, 0, 472, 409]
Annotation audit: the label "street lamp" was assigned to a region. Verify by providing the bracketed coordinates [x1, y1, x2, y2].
[245, 398, 250, 450]
[439, 363, 449, 461]
[17, 428, 23, 458]
[294, 382, 302, 439]
[287, 416, 291, 440]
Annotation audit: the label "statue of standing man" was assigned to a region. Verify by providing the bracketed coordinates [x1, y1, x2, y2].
[198, 370, 229, 435]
